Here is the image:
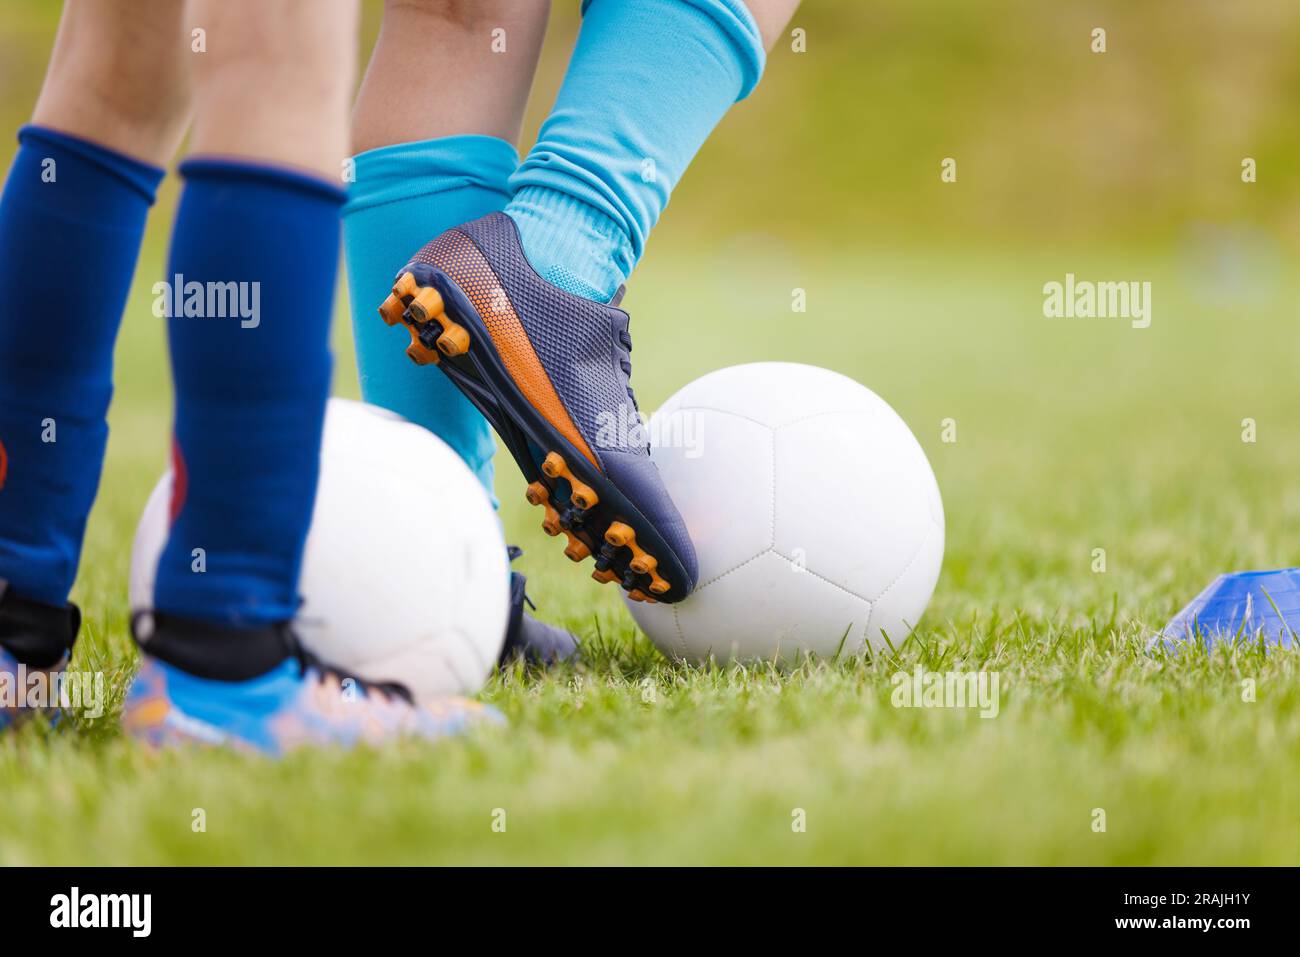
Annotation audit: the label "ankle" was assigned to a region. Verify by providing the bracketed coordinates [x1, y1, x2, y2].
[504, 187, 634, 303]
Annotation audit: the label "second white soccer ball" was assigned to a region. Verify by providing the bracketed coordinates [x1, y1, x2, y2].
[626, 363, 944, 663]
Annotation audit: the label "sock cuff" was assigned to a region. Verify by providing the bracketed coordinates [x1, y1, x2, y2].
[343, 135, 519, 218]
[506, 186, 635, 301]
[179, 157, 347, 205]
[510, 186, 635, 269]
[18, 124, 165, 203]
[580, 0, 766, 100]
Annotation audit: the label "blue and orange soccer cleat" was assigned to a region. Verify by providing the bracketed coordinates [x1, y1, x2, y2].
[378, 213, 698, 604]
[0, 644, 66, 729]
[123, 615, 501, 756]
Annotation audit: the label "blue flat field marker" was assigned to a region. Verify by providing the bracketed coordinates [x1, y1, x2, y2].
[1159, 567, 1300, 650]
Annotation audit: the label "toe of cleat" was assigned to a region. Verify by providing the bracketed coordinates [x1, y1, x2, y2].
[524, 453, 674, 599]
[604, 522, 672, 596]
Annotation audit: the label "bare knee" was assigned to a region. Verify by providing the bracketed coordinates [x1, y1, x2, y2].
[33, 0, 193, 165]
[188, 0, 359, 178]
[191, 0, 357, 113]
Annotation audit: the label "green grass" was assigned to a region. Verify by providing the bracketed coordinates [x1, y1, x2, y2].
[3, 236, 1299, 865]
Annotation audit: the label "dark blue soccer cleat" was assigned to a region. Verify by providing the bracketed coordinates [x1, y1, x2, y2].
[0, 582, 79, 729]
[378, 213, 698, 604]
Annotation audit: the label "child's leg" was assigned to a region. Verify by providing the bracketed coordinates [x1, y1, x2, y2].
[505, 0, 796, 302]
[118, 0, 500, 753]
[372, 1, 798, 603]
[0, 0, 189, 666]
[151, 0, 357, 631]
[344, 0, 550, 494]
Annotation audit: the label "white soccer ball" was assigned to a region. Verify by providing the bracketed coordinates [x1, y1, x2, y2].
[129, 398, 509, 699]
[627, 363, 944, 663]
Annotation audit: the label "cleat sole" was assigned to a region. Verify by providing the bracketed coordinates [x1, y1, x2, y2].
[376, 263, 692, 601]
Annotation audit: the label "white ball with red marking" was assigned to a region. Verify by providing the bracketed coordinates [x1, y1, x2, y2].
[129, 398, 509, 699]
[626, 363, 944, 664]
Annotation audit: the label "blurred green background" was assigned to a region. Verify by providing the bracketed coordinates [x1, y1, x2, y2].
[5, 0, 1300, 245]
[3, 1, 1300, 865]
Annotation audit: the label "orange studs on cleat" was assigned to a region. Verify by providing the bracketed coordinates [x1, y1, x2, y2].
[393, 272, 419, 300]
[407, 287, 445, 325]
[603, 522, 673, 596]
[571, 484, 598, 510]
[435, 323, 471, 357]
[404, 326, 439, 366]
[525, 482, 549, 507]
[540, 452, 599, 510]
[604, 522, 635, 548]
[541, 503, 562, 537]
[540, 452, 565, 479]
[562, 531, 591, 562]
[379, 294, 406, 326]
[381, 273, 419, 326]
[524, 451, 671, 597]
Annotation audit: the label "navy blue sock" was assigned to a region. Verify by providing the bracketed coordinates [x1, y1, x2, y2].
[0, 125, 163, 605]
[154, 159, 344, 627]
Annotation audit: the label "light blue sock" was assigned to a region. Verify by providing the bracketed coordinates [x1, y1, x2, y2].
[342, 136, 517, 498]
[505, 0, 765, 302]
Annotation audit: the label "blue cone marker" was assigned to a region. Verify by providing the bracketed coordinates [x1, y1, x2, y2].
[1160, 567, 1300, 650]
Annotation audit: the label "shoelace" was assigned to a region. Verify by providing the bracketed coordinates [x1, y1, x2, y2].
[614, 327, 648, 449]
[291, 637, 414, 705]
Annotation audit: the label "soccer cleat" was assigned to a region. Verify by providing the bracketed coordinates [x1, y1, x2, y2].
[378, 213, 698, 602]
[0, 580, 79, 729]
[500, 550, 578, 666]
[122, 615, 501, 756]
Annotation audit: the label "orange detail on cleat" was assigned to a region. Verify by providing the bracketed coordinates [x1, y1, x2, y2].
[541, 502, 562, 536]
[563, 531, 590, 562]
[570, 483, 597, 510]
[628, 589, 657, 604]
[404, 325, 440, 366]
[379, 293, 406, 326]
[393, 272, 418, 300]
[525, 482, 549, 507]
[408, 287, 445, 324]
[539, 451, 600, 510]
[541, 452, 565, 479]
[592, 568, 618, 585]
[602, 522, 672, 596]
[435, 322, 471, 357]
[604, 522, 635, 548]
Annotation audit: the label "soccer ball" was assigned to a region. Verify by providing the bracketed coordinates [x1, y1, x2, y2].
[626, 363, 943, 663]
[129, 398, 509, 699]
